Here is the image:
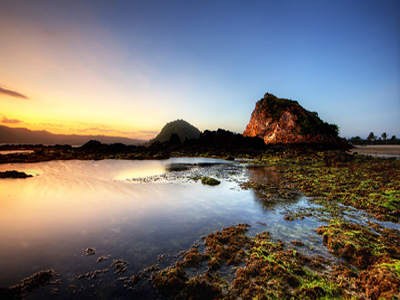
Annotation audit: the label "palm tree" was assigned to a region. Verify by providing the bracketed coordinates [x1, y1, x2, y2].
[381, 132, 387, 141]
[367, 132, 376, 142]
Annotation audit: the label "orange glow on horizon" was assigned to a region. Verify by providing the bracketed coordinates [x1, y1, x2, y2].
[0, 119, 158, 141]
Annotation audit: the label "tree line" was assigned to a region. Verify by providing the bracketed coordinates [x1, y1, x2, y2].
[348, 132, 399, 145]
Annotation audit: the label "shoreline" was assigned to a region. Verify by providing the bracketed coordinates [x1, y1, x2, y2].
[349, 145, 400, 158]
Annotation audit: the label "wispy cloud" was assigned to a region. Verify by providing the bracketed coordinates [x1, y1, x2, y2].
[75, 127, 157, 140]
[138, 130, 159, 135]
[76, 127, 115, 133]
[2, 116, 22, 124]
[0, 86, 29, 99]
[76, 127, 137, 136]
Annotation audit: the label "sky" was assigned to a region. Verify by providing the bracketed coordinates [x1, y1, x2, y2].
[1, 0, 399, 140]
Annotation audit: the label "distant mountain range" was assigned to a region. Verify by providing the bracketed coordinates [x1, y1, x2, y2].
[0, 125, 145, 145]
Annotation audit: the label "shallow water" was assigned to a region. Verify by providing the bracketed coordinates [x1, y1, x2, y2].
[0, 158, 396, 299]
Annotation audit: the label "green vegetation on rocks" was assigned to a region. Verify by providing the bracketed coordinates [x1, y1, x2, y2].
[259, 93, 339, 137]
[201, 176, 221, 186]
[151, 149, 400, 299]
[244, 93, 342, 144]
[152, 225, 345, 299]
[254, 149, 400, 222]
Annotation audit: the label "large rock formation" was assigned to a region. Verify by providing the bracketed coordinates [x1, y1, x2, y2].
[150, 119, 201, 144]
[243, 93, 341, 144]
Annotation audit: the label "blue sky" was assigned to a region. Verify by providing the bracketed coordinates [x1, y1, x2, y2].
[1, 0, 399, 139]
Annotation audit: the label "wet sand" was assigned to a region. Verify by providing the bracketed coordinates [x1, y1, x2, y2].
[349, 145, 400, 158]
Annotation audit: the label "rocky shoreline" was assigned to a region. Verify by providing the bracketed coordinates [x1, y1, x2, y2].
[150, 151, 399, 300]
[1, 139, 399, 299]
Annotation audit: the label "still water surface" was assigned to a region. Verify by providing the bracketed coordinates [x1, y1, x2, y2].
[0, 158, 338, 298]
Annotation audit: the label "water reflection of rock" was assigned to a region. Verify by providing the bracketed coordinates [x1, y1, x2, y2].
[246, 165, 302, 210]
[246, 165, 280, 184]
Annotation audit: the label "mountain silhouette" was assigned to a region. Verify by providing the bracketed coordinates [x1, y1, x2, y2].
[0, 125, 145, 145]
[150, 119, 201, 144]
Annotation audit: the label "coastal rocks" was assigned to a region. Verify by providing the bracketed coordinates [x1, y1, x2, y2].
[201, 176, 221, 186]
[111, 259, 128, 274]
[0, 269, 58, 299]
[315, 220, 400, 266]
[243, 93, 342, 145]
[83, 247, 96, 256]
[152, 224, 344, 299]
[0, 170, 32, 178]
[316, 220, 400, 299]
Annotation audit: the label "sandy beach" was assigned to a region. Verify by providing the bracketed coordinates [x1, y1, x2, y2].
[349, 145, 400, 158]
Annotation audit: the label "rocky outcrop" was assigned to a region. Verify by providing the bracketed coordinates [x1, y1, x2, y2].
[150, 119, 201, 144]
[243, 93, 341, 144]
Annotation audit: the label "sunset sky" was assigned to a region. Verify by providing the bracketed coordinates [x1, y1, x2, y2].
[1, 0, 399, 140]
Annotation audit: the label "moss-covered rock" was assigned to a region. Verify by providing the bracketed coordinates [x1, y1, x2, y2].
[201, 176, 221, 186]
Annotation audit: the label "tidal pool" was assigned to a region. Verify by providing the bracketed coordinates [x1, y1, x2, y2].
[0, 158, 394, 299]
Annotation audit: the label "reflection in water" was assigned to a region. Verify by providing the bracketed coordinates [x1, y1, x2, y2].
[0, 158, 356, 299]
[246, 165, 280, 185]
[245, 165, 302, 211]
[0, 158, 261, 299]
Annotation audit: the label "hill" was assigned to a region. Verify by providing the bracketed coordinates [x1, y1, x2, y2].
[150, 119, 201, 144]
[0, 125, 145, 145]
[243, 93, 342, 144]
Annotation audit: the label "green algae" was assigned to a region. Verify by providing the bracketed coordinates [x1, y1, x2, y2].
[151, 149, 400, 299]
[380, 260, 400, 279]
[201, 176, 221, 186]
[254, 149, 400, 222]
[152, 225, 348, 300]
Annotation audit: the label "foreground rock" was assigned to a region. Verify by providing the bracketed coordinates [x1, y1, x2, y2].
[316, 220, 400, 299]
[0, 269, 57, 299]
[152, 221, 400, 300]
[201, 176, 221, 186]
[151, 224, 343, 299]
[243, 93, 344, 145]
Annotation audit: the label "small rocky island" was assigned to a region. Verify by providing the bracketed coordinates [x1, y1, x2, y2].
[244, 93, 342, 145]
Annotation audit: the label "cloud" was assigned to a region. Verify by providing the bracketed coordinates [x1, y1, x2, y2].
[138, 130, 159, 135]
[76, 127, 115, 133]
[2, 116, 22, 124]
[0, 86, 29, 99]
[76, 127, 137, 136]
[74, 127, 157, 140]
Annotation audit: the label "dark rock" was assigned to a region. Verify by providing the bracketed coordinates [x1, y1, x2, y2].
[150, 119, 201, 144]
[167, 133, 181, 145]
[323, 151, 354, 167]
[0, 170, 32, 179]
[340, 243, 356, 260]
[84, 247, 96, 255]
[291, 240, 305, 247]
[356, 247, 374, 269]
[4, 269, 56, 298]
[80, 140, 103, 151]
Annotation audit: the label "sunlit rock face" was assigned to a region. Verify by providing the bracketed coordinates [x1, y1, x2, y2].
[243, 93, 341, 144]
